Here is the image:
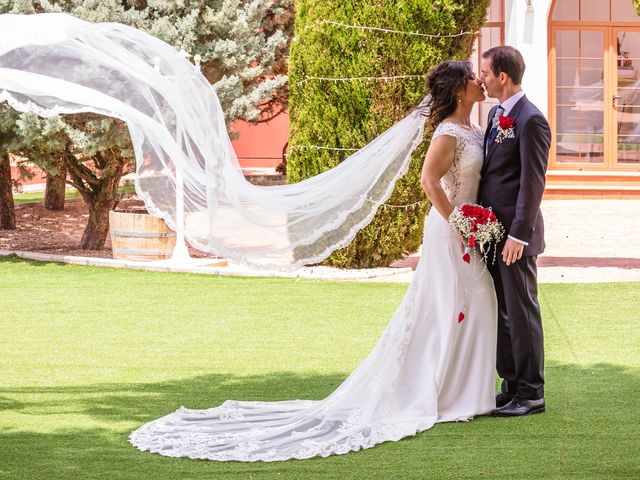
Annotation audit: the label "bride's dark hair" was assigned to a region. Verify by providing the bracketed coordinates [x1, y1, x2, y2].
[425, 60, 474, 128]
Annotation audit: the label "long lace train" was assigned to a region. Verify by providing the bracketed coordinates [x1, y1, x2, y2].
[129, 207, 498, 462]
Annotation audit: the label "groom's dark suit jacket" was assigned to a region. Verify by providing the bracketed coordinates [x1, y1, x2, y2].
[478, 96, 551, 256]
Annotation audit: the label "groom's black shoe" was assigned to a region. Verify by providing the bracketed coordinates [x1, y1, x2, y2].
[491, 398, 545, 417]
[495, 392, 515, 408]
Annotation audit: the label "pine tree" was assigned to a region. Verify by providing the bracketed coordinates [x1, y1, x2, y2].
[43, 161, 67, 211]
[0, 0, 293, 247]
[13, 112, 136, 248]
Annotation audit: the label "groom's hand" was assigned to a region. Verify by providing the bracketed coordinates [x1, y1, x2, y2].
[502, 238, 524, 266]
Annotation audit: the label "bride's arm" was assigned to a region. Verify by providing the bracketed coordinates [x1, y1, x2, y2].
[421, 134, 456, 219]
[421, 134, 465, 252]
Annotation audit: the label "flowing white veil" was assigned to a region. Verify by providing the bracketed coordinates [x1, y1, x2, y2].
[0, 13, 429, 270]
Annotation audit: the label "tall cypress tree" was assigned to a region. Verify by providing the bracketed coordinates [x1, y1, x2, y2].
[288, 0, 490, 268]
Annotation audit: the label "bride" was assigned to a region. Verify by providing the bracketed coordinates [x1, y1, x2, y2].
[129, 60, 498, 462]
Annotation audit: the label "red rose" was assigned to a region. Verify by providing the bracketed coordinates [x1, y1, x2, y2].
[461, 204, 475, 216]
[469, 236, 475, 247]
[498, 115, 514, 130]
[461, 204, 479, 215]
[461, 204, 497, 226]
[462, 205, 485, 221]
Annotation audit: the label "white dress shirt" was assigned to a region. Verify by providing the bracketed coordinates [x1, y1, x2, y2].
[499, 90, 525, 117]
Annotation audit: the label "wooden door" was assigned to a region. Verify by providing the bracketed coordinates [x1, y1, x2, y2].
[612, 27, 640, 167]
[548, 0, 640, 172]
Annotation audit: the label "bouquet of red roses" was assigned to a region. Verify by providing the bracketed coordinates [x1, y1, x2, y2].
[448, 203, 504, 264]
[448, 203, 504, 324]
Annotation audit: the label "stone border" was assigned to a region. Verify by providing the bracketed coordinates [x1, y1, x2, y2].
[2, 249, 639, 284]
[0, 249, 413, 281]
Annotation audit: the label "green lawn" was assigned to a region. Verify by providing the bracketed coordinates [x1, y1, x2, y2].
[13, 184, 135, 204]
[0, 255, 638, 479]
[12, 189, 80, 204]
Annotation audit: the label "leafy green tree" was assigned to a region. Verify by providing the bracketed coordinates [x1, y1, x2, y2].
[288, 0, 490, 268]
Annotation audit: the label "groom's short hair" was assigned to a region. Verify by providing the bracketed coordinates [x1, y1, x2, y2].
[482, 46, 525, 85]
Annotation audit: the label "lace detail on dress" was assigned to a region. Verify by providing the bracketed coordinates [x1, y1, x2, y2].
[431, 122, 484, 206]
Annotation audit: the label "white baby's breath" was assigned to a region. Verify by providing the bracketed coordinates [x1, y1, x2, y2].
[449, 203, 505, 255]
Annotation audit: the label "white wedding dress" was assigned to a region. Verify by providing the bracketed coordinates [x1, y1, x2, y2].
[129, 122, 498, 462]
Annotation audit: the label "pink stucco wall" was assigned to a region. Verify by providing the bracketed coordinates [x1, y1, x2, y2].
[230, 112, 289, 168]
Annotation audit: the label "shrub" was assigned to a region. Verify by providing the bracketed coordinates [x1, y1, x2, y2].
[288, 0, 490, 268]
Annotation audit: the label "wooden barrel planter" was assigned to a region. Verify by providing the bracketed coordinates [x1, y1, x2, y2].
[109, 210, 176, 260]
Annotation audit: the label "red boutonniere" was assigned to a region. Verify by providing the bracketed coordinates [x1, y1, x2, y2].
[495, 115, 515, 143]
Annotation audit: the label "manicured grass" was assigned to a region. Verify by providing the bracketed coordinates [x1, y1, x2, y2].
[0, 255, 638, 479]
[12, 184, 135, 204]
[12, 189, 80, 204]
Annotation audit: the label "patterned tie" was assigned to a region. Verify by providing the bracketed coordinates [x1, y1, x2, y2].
[486, 105, 504, 150]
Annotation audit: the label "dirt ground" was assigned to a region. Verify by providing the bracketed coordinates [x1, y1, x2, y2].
[4, 197, 640, 272]
[0, 196, 211, 259]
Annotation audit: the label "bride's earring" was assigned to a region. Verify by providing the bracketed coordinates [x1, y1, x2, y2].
[457, 97, 463, 103]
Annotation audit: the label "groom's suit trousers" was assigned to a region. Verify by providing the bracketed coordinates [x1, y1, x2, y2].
[488, 254, 544, 400]
[479, 96, 550, 402]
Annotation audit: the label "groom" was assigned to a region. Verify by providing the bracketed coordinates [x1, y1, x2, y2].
[478, 46, 551, 417]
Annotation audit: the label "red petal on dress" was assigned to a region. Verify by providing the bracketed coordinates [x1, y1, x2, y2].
[458, 312, 465, 323]
[462, 253, 471, 263]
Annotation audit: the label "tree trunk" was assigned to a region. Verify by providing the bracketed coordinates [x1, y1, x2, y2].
[43, 162, 67, 211]
[0, 152, 16, 230]
[79, 172, 122, 250]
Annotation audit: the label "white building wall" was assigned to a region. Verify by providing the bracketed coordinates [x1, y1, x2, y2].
[504, 0, 554, 118]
